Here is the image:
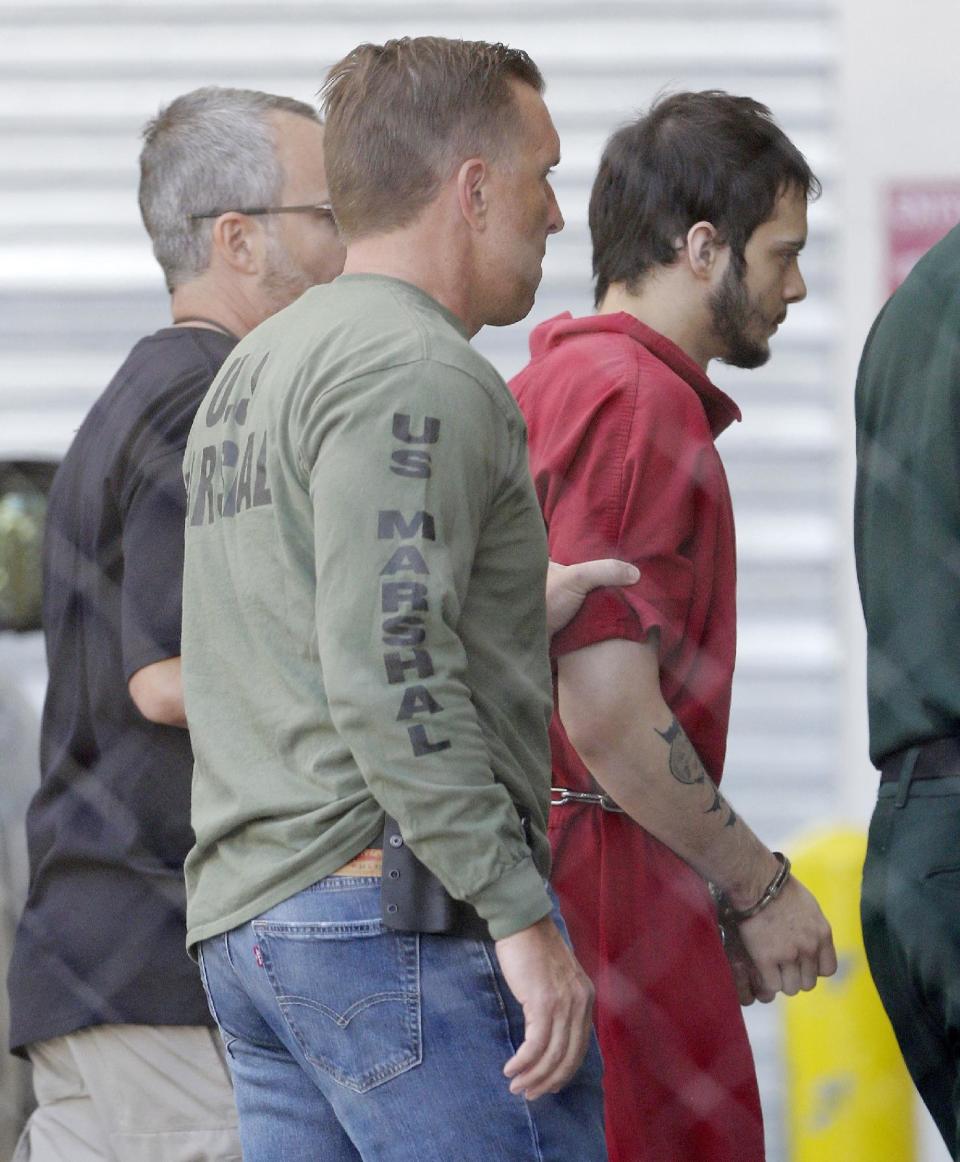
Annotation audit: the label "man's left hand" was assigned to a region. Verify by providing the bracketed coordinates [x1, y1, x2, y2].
[546, 559, 639, 635]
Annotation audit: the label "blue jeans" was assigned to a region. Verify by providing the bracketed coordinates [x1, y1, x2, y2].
[198, 877, 607, 1161]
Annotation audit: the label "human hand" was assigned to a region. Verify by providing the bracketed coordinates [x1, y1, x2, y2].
[495, 915, 595, 1100]
[737, 874, 837, 999]
[719, 916, 776, 1005]
[545, 558, 639, 635]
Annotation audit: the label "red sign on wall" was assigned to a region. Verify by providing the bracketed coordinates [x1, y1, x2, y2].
[887, 183, 960, 293]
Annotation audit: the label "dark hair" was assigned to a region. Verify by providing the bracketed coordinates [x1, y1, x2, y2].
[321, 36, 544, 240]
[589, 90, 820, 305]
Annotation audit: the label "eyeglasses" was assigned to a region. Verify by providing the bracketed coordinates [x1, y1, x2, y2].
[188, 203, 334, 221]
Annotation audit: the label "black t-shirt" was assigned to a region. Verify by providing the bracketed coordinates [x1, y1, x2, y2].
[7, 326, 235, 1052]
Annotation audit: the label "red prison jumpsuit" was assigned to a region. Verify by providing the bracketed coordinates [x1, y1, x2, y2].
[511, 312, 765, 1162]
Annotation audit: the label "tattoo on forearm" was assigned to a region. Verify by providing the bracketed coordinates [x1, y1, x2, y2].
[654, 717, 705, 784]
[704, 786, 737, 825]
[654, 716, 738, 828]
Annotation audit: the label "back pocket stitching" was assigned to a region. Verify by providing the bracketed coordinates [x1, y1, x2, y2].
[258, 928, 422, 1093]
[277, 991, 412, 1027]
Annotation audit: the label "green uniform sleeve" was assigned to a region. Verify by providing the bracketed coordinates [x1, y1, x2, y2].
[297, 358, 551, 940]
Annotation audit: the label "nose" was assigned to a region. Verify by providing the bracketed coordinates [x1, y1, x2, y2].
[547, 184, 564, 236]
[785, 262, 807, 304]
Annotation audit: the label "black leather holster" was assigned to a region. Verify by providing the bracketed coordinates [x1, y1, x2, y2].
[380, 815, 491, 940]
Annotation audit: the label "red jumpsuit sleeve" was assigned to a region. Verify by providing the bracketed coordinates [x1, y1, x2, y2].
[544, 375, 700, 663]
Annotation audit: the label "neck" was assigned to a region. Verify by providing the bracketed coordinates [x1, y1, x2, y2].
[169, 276, 260, 340]
[170, 314, 237, 339]
[341, 218, 480, 337]
[598, 276, 716, 370]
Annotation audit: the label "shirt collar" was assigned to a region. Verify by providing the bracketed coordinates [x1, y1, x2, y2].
[529, 311, 742, 438]
[332, 273, 471, 339]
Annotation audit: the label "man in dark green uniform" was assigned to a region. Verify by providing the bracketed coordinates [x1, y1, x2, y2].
[855, 222, 960, 1160]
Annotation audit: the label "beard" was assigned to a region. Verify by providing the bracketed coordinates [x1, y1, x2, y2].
[260, 231, 316, 315]
[708, 261, 772, 370]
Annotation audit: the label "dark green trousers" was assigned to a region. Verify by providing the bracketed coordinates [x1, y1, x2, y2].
[861, 759, 960, 1161]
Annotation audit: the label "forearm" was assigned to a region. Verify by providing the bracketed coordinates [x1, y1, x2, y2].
[579, 710, 776, 909]
[559, 637, 837, 998]
[320, 622, 549, 936]
[307, 368, 551, 937]
[558, 637, 778, 910]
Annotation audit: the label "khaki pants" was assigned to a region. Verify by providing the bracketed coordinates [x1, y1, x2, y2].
[13, 1025, 241, 1162]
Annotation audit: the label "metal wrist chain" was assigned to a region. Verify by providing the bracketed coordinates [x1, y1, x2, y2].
[726, 851, 792, 923]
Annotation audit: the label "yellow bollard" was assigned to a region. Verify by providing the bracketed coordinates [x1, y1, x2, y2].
[783, 825, 915, 1161]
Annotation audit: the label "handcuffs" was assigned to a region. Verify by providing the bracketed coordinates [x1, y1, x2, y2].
[549, 787, 792, 940]
[550, 786, 626, 813]
[710, 851, 792, 944]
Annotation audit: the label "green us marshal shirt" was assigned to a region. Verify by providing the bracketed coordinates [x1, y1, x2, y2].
[181, 275, 554, 946]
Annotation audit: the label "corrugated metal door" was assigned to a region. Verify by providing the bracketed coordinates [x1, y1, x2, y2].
[0, 3, 838, 1158]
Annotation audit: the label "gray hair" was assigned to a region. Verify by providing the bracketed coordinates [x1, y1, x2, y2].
[139, 86, 319, 291]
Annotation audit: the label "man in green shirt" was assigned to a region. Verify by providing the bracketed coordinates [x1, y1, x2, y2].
[856, 223, 960, 1159]
[182, 37, 607, 1161]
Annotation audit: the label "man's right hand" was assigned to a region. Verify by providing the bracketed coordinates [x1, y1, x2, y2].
[495, 915, 595, 1100]
[737, 874, 837, 998]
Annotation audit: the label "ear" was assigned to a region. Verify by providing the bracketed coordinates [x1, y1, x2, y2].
[684, 220, 725, 282]
[209, 212, 263, 276]
[456, 157, 489, 231]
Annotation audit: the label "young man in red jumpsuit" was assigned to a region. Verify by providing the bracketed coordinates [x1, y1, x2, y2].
[511, 91, 838, 1162]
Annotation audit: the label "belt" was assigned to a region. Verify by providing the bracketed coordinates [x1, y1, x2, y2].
[880, 736, 960, 784]
[550, 786, 625, 813]
[331, 847, 383, 876]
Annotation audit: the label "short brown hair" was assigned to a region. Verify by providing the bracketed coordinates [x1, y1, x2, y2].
[321, 37, 544, 240]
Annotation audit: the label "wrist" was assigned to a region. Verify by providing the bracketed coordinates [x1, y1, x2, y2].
[721, 852, 792, 922]
[721, 850, 784, 913]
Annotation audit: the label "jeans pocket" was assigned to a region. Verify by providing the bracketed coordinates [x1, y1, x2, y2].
[252, 916, 422, 1093]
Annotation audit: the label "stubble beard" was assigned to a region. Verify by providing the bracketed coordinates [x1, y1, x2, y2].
[709, 260, 772, 371]
[260, 232, 317, 316]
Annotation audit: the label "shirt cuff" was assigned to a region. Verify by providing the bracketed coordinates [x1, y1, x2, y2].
[123, 640, 182, 684]
[466, 858, 553, 941]
[551, 588, 649, 658]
